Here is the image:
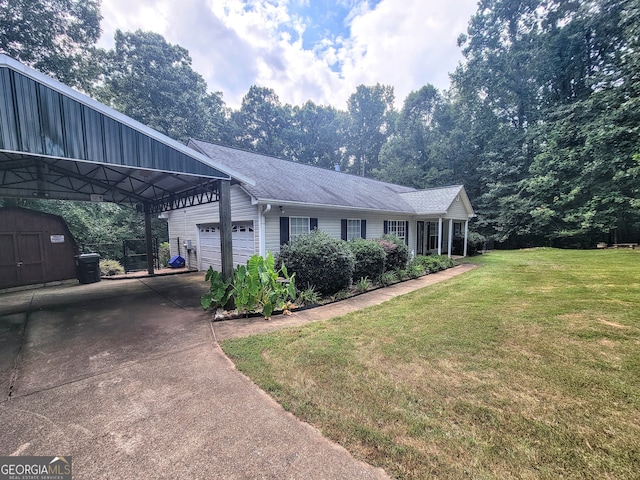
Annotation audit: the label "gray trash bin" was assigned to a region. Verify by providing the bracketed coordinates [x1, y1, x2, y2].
[77, 253, 101, 284]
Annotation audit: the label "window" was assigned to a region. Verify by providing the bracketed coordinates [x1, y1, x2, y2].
[454, 222, 462, 237]
[347, 219, 361, 241]
[386, 220, 406, 242]
[428, 222, 439, 250]
[289, 217, 310, 241]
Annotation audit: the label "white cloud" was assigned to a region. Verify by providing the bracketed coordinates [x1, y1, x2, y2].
[98, 0, 477, 110]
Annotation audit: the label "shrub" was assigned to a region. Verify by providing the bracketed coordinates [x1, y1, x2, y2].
[375, 234, 409, 272]
[158, 241, 171, 267]
[453, 231, 486, 256]
[414, 255, 455, 273]
[277, 230, 355, 296]
[347, 239, 386, 282]
[99, 259, 124, 276]
[409, 263, 425, 278]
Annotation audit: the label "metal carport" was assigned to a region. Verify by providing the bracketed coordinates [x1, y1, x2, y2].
[0, 54, 253, 279]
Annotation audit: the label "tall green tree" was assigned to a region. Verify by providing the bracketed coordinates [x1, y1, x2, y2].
[231, 85, 292, 157]
[288, 101, 348, 169]
[98, 30, 227, 144]
[0, 0, 102, 88]
[346, 84, 396, 176]
[523, 0, 640, 246]
[451, 0, 548, 245]
[376, 85, 445, 187]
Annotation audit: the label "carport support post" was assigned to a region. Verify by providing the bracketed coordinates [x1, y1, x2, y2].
[219, 179, 233, 282]
[144, 204, 155, 275]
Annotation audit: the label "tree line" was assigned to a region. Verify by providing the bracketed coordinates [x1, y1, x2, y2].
[1, 0, 638, 248]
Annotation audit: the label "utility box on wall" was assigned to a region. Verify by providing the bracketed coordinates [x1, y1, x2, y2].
[0, 207, 80, 289]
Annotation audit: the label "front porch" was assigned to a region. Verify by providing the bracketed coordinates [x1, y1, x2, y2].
[415, 217, 470, 258]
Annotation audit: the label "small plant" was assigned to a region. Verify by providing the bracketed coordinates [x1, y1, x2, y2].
[409, 263, 425, 278]
[396, 269, 409, 281]
[333, 288, 351, 301]
[99, 259, 125, 276]
[379, 271, 397, 286]
[296, 286, 320, 306]
[355, 276, 372, 293]
[232, 253, 297, 319]
[201, 267, 232, 311]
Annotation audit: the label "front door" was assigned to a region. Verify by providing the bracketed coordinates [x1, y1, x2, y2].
[0, 232, 46, 288]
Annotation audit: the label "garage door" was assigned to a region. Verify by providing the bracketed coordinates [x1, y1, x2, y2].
[198, 222, 255, 271]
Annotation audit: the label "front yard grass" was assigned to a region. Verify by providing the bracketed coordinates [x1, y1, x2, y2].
[221, 248, 640, 479]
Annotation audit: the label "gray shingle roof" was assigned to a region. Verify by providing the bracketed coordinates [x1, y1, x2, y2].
[189, 139, 473, 217]
[399, 186, 465, 215]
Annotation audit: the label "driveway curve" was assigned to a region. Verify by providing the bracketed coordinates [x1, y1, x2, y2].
[0, 274, 388, 479]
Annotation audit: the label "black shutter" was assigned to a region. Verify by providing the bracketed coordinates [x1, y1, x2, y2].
[341, 219, 347, 240]
[310, 217, 318, 231]
[280, 217, 289, 245]
[361, 219, 367, 239]
[383, 220, 388, 234]
[405, 221, 409, 245]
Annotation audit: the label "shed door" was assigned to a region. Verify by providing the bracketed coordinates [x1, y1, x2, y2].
[198, 222, 255, 271]
[0, 233, 46, 288]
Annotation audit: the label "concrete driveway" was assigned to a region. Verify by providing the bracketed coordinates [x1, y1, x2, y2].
[0, 273, 388, 479]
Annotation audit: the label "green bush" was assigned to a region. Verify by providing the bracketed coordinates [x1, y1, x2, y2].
[453, 231, 486, 256]
[277, 230, 355, 296]
[99, 259, 125, 276]
[158, 241, 171, 267]
[375, 234, 409, 272]
[414, 255, 455, 273]
[347, 239, 386, 282]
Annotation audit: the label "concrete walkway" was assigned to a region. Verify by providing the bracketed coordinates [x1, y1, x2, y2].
[0, 264, 476, 479]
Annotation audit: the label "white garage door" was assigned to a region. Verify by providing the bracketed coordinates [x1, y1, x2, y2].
[198, 222, 255, 271]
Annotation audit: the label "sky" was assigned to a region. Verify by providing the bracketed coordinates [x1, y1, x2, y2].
[98, 0, 479, 110]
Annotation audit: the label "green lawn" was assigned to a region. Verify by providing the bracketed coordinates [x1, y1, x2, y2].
[221, 249, 640, 479]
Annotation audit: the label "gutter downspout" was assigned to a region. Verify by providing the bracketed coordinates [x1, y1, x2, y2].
[259, 204, 271, 256]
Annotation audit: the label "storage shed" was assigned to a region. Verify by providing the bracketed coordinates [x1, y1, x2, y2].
[0, 206, 79, 289]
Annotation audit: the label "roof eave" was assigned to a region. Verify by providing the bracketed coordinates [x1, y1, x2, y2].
[255, 198, 418, 215]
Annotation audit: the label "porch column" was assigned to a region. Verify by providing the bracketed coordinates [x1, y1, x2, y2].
[219, 179, 233, 282]
[144, 204, 155, 275]
[437, 217, 443, 255]
[463, 219, 469, 257]
[447, 219, 453, 258]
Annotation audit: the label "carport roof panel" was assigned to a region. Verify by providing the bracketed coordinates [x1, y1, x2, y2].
[0, 54, 254, 192]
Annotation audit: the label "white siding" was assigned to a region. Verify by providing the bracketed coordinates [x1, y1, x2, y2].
[165, 186, 259, 270]
[445, 196, 469, 219]
[264, 206, 414, 255]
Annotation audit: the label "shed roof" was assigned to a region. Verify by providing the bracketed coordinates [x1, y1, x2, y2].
[0, 55, 253, 213]
[189, 139, 475, 218]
